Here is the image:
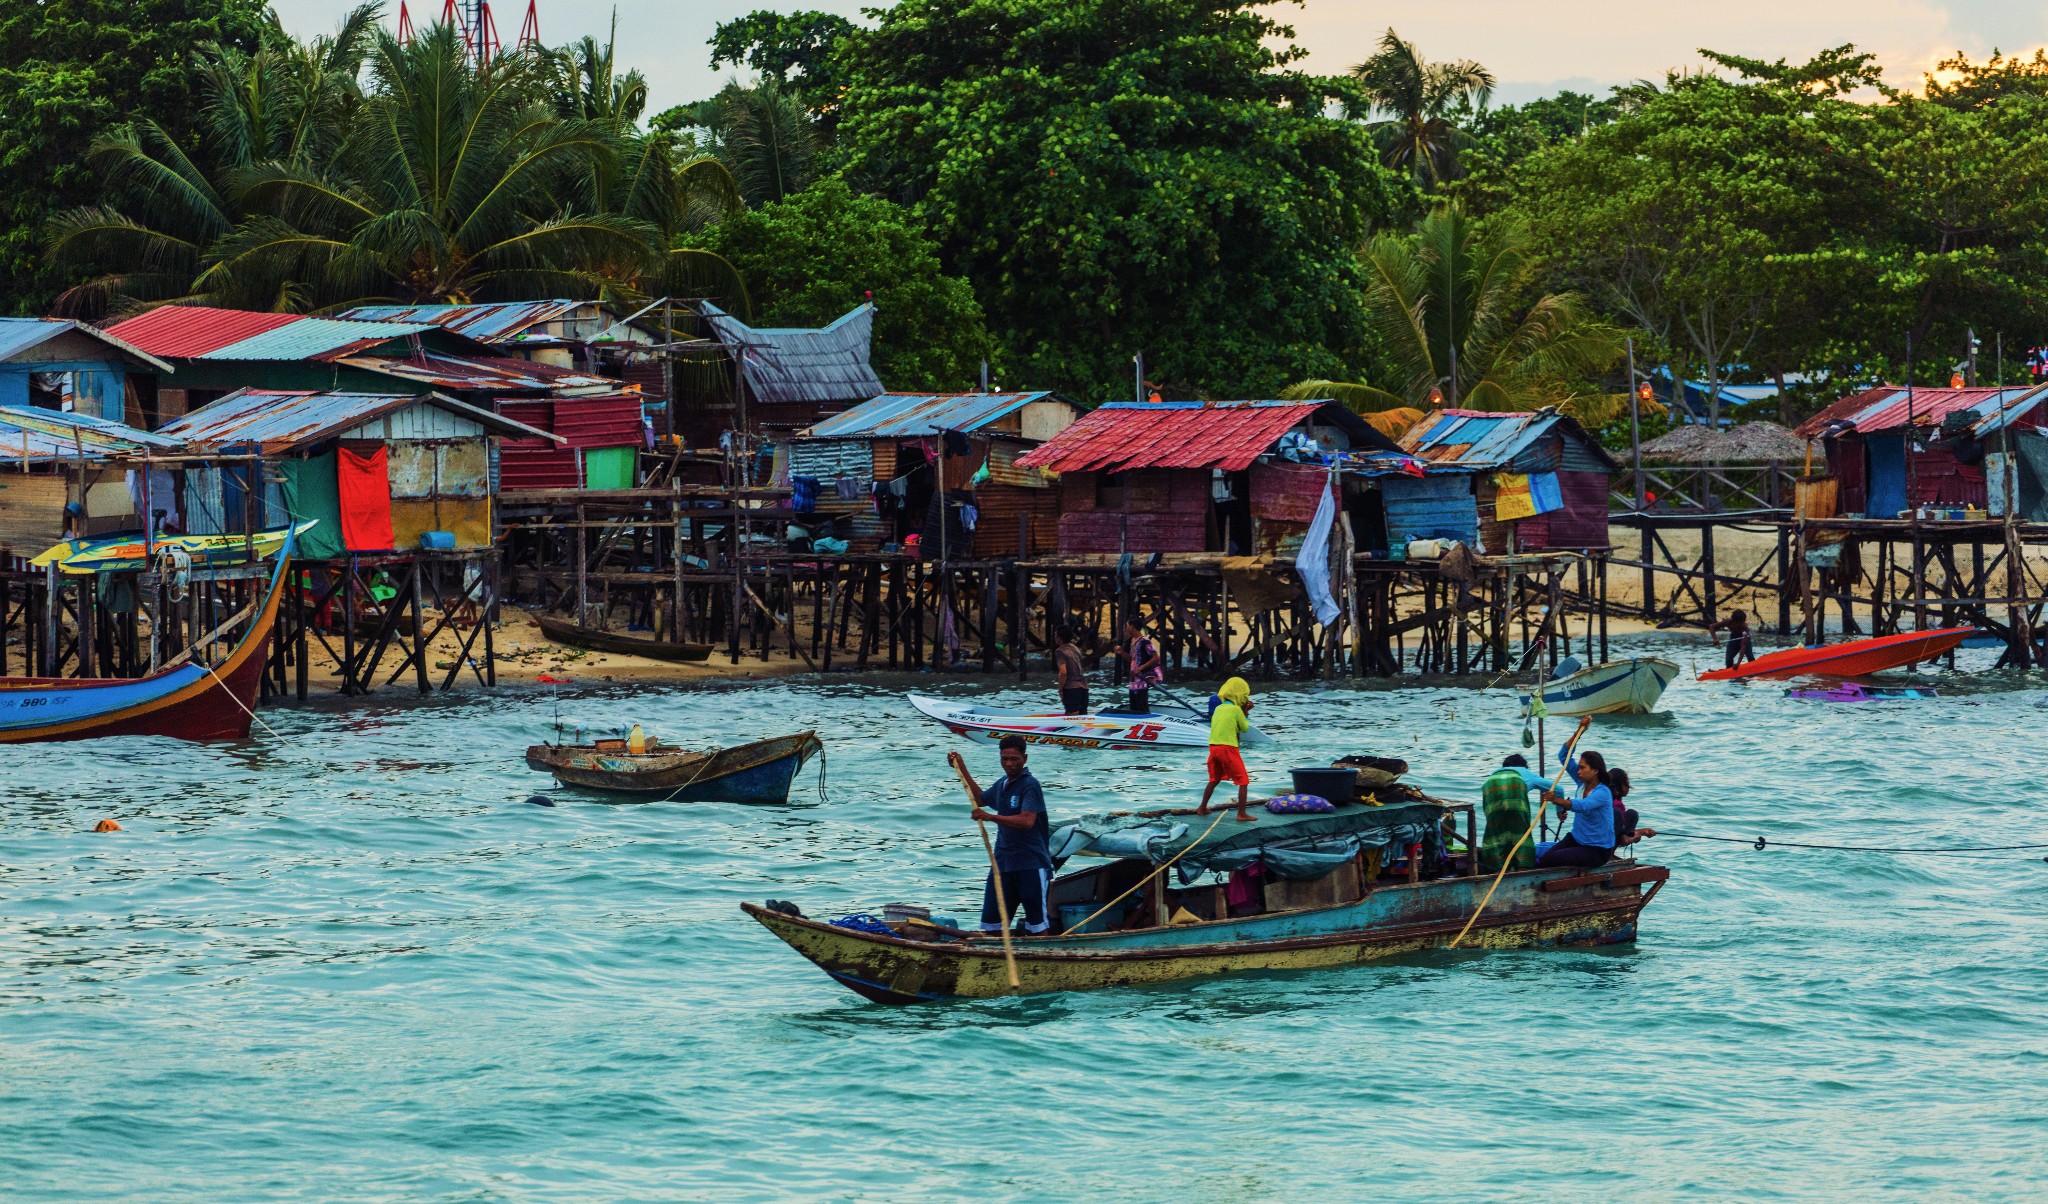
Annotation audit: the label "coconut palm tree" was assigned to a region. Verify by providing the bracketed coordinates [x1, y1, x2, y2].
[1349, 29, 1494, 186]
[707, 77, 820, 207]
[46, 5, 380, 314]
[1284, 203, 1623, 420]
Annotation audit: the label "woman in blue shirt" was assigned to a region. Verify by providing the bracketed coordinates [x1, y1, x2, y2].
[1537, 744, 1618, 869]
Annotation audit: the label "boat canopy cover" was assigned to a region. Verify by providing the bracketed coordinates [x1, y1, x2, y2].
[1050, 799, 1445, 882]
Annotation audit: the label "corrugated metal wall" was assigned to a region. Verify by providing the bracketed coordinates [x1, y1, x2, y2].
[1381, 473, 1480, 546]
[339, 405, 487, 440]
[788, 438, 872, 484]
[1249, 460, 1325, 521]
[1515, 471, 1611, 550]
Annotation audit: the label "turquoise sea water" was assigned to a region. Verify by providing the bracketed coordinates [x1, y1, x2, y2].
[5, 635, 2047, 1200]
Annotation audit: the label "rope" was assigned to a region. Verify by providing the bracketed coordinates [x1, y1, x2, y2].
[1048, 806, 1232, 937]
[203, 661, 317, 766]
[1448, 720, 1589, 949]
[1654, 830, 2048, 855]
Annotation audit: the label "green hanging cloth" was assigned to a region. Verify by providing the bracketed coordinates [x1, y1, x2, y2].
[277, 451, 347, 560]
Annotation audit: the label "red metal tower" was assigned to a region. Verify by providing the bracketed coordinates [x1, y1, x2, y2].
[406, 0, 535, 61]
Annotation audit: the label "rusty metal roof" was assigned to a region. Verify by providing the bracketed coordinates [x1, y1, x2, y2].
[802, 392, 1069, 439]
[336, 300, 582, 343]
[1795, 385, 2048, 439]
[103, 306, 303, 359]
[1015, 401, 1393, 473]
[0, 404, 186, 461]
[340, 352, 621, 392]
[1400, 408, 1620, 471]
[159, 389, 557, 453]
[700, 301, 884, 405]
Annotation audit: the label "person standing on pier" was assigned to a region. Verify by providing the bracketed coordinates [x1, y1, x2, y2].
[1121, 618, 1164, 714]
[960, 736, 1053, 935]
[1053, 625, 1088, 715]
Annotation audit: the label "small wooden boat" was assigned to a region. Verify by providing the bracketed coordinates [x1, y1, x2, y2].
[1698, 627, 1972, 681]
[536, 613, 714, 662]
[0, 545, 288, 742]
[1519, 657, 1679, 718]
[525, 730, 821, 803]
[746, 797, 1668, 1002]
[908, 693, 1270, 751]
[31, 521, 317, 575]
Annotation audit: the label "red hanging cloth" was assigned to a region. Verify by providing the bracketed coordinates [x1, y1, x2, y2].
[337, 444, 395, 552]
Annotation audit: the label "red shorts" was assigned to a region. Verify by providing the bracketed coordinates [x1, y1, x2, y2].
[1207, 745, 1248, 786]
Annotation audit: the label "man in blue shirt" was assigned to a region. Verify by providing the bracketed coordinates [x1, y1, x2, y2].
[959, 735, 1053, 935]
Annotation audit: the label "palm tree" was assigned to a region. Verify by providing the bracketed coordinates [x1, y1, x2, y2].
[1284, 203, 1622, 420]
[205, 23, 652, 307]
[46, 5, 379, 314]
[1349, 29, 1494, 186]
[707, 77, 819, 207]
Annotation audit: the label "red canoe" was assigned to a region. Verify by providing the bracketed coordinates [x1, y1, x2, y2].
[1698, 627, 1973, 681]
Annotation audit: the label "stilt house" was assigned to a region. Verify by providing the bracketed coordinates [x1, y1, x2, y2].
[1392, 409, 1620, 552]
[1795, 385, 2048, 517]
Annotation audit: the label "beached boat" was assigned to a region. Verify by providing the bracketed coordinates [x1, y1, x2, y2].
[30, 521, 317, 575]
[0, 542, 288, 743]
[908, 693, 1270, 751]
[536, 613, 714, 663]
[1698, 627, 1972, 681]
[525, 730, 822, 803]
[1519, 657, 1679, 718]
[746, 797, 1667, 1002]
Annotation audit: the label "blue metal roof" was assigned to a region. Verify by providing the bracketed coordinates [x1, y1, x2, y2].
[700, 302, 883, 405]
[804, 392, 1063, 439]
[0, 317, 175, 372]
[200, 318, 437, 361]
[1401, 409, 1620, 472]
[160, 389, 554, 452]
[335, 301, 583, 343]
[0, 404, 186, 459]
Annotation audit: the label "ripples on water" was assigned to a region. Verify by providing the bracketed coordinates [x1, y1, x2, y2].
[4, 637, 2046, 1200]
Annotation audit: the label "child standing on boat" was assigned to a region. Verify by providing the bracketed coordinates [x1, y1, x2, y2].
[1709, 609, 1755, 669]
[1198, 677, 1256, 822]
[1122, 618, 1164, 713]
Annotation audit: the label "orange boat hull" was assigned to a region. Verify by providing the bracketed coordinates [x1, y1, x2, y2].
[1698, 627, 1973, 681]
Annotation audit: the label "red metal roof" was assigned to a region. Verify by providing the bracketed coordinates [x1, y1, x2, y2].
[1015, 401, 1324, 473]
[1796, 386, 2045, 438]
[102, 306, 303, 359]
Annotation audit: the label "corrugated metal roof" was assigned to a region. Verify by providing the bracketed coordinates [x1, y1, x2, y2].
[340, 352, 621, 391]
[160, 389, 557, 453]
[0, 317, 175, 372]
[103, 306, 303, 359]
[199, 317, 437, 362]
[1015, 401, 1328, 473]
[1399, 408, 1620, 472]
[802, 392, 1061, 439]
[700, 302, 884, 405]
[1795, 386, 2048, 439]
[336, 300, 581, 343]
[0, 404, 186, 461]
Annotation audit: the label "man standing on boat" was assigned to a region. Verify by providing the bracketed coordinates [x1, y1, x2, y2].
[1054, 625, 1089, 715]
[1120, 618, 1164, 714]
[955, 737, 1053, 935]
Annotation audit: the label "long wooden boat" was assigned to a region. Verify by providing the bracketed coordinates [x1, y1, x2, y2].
[908, 693, 1271, 751]
[0, 545, 288, 743]
[536, 613, 714, 662]
[1697, 626, 1972, 681]
[746, 798, 1668, 1002]
[30, 521, 317, 575]
[1520, 657, 1679, 718]
[525, 730, 821, 803]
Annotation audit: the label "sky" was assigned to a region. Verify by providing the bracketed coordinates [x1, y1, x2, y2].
[272, 0, 2048, 111]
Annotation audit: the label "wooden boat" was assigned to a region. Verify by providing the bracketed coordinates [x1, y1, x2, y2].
[908, 693, 1270, 751]
[1519, 657, 1679, 718]
[1785, 682, 1939, 702]
[30, 521, 317, 575]
[746, 797, 1668, 1002]
[525, 730, 822, 803]
[0, 545, 288, 743]
[536, 613, 714, 662]
[1698, 627, 1972, 681]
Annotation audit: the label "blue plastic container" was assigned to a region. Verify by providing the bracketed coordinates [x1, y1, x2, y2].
[419, 530, 456, 550]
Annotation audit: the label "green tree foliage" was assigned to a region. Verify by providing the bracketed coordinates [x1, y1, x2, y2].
[0, 0, 271, 314]
[834, 0, 1414, 401]
[707, 79, 822, 207]
[1347, 29, 1494, 187]
[1284, 203, 1620, 419]
[708, 10, 856, 115]
[1450, 90, 1620, 216]
[695, 177, 991, 388]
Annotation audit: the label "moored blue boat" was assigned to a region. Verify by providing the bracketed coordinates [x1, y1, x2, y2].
[525, 730, 823, 803]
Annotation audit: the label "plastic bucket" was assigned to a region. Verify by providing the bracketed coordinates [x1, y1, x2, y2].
[1290, 766, 1357, 805]
[1059, 903, 1119, 935]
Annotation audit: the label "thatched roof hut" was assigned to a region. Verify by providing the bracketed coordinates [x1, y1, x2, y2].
[1638, 421, 1815, 464]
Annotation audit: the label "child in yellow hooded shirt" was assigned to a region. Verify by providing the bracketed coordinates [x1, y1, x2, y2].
[1197, 677, 1255, 822]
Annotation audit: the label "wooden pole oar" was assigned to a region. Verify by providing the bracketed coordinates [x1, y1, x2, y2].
[948, 751, 1021, 989]
[1448, 715, 1591, 950]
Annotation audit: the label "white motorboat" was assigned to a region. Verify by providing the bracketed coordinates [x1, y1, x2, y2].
[908, 694, 1271, 751]
[1518, 657, 1680, 718]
